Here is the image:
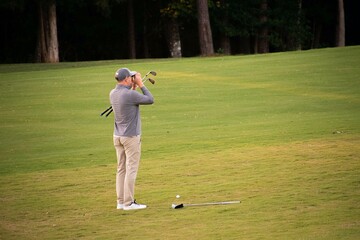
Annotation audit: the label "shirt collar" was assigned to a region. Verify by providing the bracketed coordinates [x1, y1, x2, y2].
[116, 84, 131, 90]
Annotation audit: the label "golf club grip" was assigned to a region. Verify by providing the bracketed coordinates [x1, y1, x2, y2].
[105, 108, 113, 117]
[100, 106, 112, 116]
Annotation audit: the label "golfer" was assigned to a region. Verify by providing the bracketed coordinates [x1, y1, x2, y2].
[110, 68, 154, 210]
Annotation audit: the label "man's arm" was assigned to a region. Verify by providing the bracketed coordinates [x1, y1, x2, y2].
[130, 86, 153, 105]
[131, 73, 154, 104]
[139, 86, 154, 104]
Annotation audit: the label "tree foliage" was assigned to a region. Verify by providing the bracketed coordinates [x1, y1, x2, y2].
[0, 0, 358, 63]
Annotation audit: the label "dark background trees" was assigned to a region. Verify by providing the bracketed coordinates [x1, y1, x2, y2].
[0, 0, 358, 63]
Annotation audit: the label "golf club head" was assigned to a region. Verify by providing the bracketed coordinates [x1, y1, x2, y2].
[148, 78, 155, 84]
[172, 203, 184, 209]
[150, 71, 157, 76]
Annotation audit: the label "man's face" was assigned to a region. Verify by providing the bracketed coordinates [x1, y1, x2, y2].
[122, 76, 133, 86]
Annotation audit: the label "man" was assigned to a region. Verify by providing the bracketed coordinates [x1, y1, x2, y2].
[110, 68, 154, 210]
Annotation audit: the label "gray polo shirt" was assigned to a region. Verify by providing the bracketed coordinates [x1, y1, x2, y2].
[110, 85, 154, 137]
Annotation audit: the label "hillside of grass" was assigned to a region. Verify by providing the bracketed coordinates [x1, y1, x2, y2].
[0, 46, 359, 239]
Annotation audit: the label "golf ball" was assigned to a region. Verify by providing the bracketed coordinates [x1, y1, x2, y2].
[176, 195, 180, 199]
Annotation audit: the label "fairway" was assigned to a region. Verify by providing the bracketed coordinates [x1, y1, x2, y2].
[0, 47, 359, 239]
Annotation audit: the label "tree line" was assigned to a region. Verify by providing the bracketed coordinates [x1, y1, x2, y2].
[0, 0, 356, 63]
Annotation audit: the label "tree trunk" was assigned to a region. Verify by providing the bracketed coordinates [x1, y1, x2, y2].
[257, 0, 268, 53]
[142, 1, 149, 58]
[164, 18, 182, 58]
[311, 20, 322, 49]
[197, 0, 214, 56]
[220, 35, 231, 55]
[296, 0, 302, 50]
[143, 24, 150, 58]
[239, 37, 251, 54]
[36, 0, 59, 63]
[128, 0, 136, 59]
[219, 0, 230, 55]
[253, 35, 258, 54]
[336, 0, 345, 47]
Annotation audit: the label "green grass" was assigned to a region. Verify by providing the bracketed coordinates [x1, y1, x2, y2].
[1, 46, 359, 239]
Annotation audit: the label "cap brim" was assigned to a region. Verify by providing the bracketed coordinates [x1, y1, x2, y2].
[130, 71, 137, 76]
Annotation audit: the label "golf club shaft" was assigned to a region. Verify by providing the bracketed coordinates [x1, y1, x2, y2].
[142, 71, 156, 83]
[105, 108, 113, 117]
[101, 75, 147, 117]
[101, 70, 156, 117]
[100, 106, 112, 116]
[141, 71, 152, 82]
[184, 201, 240, 207]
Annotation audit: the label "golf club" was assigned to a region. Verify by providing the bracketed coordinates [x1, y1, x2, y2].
[142, 71, 157, 84]
[105, 108, 113, 117]
[100, 106, 112, 116]
[100, 70, 157, 117]
[172, 200, 240, 209]
[146, 78, 155, 84]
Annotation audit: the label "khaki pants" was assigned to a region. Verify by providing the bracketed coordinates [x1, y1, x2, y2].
[113, 135, 141, 206]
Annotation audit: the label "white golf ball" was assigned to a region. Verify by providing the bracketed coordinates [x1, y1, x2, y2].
[176, 195, 180, 199]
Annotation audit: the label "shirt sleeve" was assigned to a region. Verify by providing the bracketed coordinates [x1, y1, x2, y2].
[131, 86, 154, 105]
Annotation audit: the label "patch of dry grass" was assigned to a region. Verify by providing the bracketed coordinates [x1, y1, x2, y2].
[1, 46, 359, 239]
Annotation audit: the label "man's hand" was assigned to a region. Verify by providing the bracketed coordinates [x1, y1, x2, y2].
[132, 73, 144, 89]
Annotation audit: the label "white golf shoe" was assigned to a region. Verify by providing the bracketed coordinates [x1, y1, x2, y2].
[117, 203, 124, 210]
[123, 200, 147, 211]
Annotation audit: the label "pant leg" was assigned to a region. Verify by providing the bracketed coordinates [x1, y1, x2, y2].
[121, 135, 141, 206]
[114, 136, 126, 204]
